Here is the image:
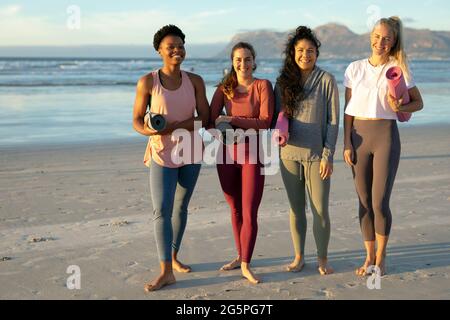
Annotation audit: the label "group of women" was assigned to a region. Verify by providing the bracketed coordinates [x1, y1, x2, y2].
[132, 18, 423, 292]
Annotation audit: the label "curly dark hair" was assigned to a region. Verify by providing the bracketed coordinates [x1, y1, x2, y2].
[153, 25, 185, 51]
[277, 26, 321, 118]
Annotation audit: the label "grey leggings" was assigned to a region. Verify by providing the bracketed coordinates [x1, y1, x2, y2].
[280, 159, 331, 258]
[150, 160, 201, 262]
[351, 119, 400, 241]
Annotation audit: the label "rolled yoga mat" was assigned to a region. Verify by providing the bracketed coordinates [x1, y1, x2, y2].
[272, 111, 289, 145]
[386, 66, 412, 122]
[145, 112, 167, 132]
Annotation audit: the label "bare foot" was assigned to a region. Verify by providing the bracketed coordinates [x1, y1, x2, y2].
[355, 257, 375, 276]
[241, 266, 260, 284]
[220, 257, 241, 271]
[172, 259, 191, 273]
[287, 257, 305, 273]
[318, 257, 334, 275]
[143, 273, 176, 292]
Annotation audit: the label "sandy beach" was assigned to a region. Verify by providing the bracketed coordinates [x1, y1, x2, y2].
[0, 124, 449, 300]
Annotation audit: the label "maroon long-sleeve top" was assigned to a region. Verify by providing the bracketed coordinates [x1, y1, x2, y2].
[210, 79, 274, 130]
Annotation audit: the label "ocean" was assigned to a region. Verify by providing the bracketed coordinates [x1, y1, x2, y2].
[0, 57, 449, 146]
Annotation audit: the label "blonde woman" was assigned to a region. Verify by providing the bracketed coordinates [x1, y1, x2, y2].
[343, 17, 424, 276]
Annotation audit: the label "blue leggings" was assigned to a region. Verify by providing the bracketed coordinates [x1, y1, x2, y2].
[150, 160, 201, 262]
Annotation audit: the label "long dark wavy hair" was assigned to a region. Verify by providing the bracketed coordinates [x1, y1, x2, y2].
[220, 42, 257, 100]
[277, 26, 321, 118]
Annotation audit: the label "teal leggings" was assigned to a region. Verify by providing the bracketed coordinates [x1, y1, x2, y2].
[150, 160, 201, 262]
[280, 159, 331, 258]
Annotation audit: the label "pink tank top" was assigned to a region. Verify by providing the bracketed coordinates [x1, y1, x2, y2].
[143, 70, 202, 168]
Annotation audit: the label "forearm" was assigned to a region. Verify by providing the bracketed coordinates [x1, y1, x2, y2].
[344, 114, 354, 146]
[323, 80, 340, 162]
[133, 117, 155, 136]
[399, 100, 423, 113]
[230, 117, 271, 130]
[323, 125, 338, 162]
[171, 116, 204, 132]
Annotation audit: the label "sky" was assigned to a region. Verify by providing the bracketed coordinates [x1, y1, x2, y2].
[1, 0, 449, 46]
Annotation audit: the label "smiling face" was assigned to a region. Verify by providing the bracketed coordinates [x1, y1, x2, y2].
[158, 35, 185, 65]
[232, 48, 254, 79]
[371, 23, 395, 57]
[294, 39, 317, 72]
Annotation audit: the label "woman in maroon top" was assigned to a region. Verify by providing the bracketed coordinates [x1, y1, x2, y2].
[210, 42, 274, 284]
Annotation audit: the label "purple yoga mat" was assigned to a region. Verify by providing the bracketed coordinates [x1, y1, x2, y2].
[386, 66, 412, 122]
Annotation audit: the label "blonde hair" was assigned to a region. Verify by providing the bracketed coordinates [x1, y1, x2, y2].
[373, 16, 411, 81]
[220, 42, 257, 100]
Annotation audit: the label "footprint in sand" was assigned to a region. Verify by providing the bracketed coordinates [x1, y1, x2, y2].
[269, 187, 283, 191]
[124, 273, 145, 285]
[27, 236, 56, 243]
[112, 220, 130, 228]
[126, 261, 139, 268]
[187, 294, 209, 300]
[318, 288, 334, 298]
[191, 206, 206, 211]
[276, 288, 291, 296]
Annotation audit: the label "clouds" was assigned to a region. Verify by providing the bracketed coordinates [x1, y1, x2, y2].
[80, 10, 175, 43]
[402, 17, 418, 24]
[0, 2, 449, 46]
[193, 9, 234, 19]
[0, 4, 61, 45]
[0, 4, 22, 16]
[0, 5, 235, 45]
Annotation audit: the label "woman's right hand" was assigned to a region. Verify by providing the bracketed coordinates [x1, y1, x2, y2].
[343, 144, 355, 167]
[215, 115, 232, 127]
[271, 130, 289, 147]
[143, 114, 158, 136]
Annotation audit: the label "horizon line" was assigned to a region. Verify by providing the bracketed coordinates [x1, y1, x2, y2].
[1, 23, 450, 48]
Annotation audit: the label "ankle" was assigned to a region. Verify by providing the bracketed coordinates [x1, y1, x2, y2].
[160, 262, 174, 274]
[241, 262, 251, 270]
[367, 254, 376, 261]
[160, 270, 174, 278]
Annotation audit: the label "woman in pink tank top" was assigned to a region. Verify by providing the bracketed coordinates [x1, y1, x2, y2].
[132, 25, 209, 292]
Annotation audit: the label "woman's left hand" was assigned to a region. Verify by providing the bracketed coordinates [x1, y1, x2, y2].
[215, 115, 232, 126]
[387, 94, 403, 112]
[319, 160, 333, 180]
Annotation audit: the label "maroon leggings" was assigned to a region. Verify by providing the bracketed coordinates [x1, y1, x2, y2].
[216, 144, 265, 263]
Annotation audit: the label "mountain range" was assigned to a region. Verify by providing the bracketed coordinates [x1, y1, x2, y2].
[1, 23, 449, 60]
[217, 23, 450, 60]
